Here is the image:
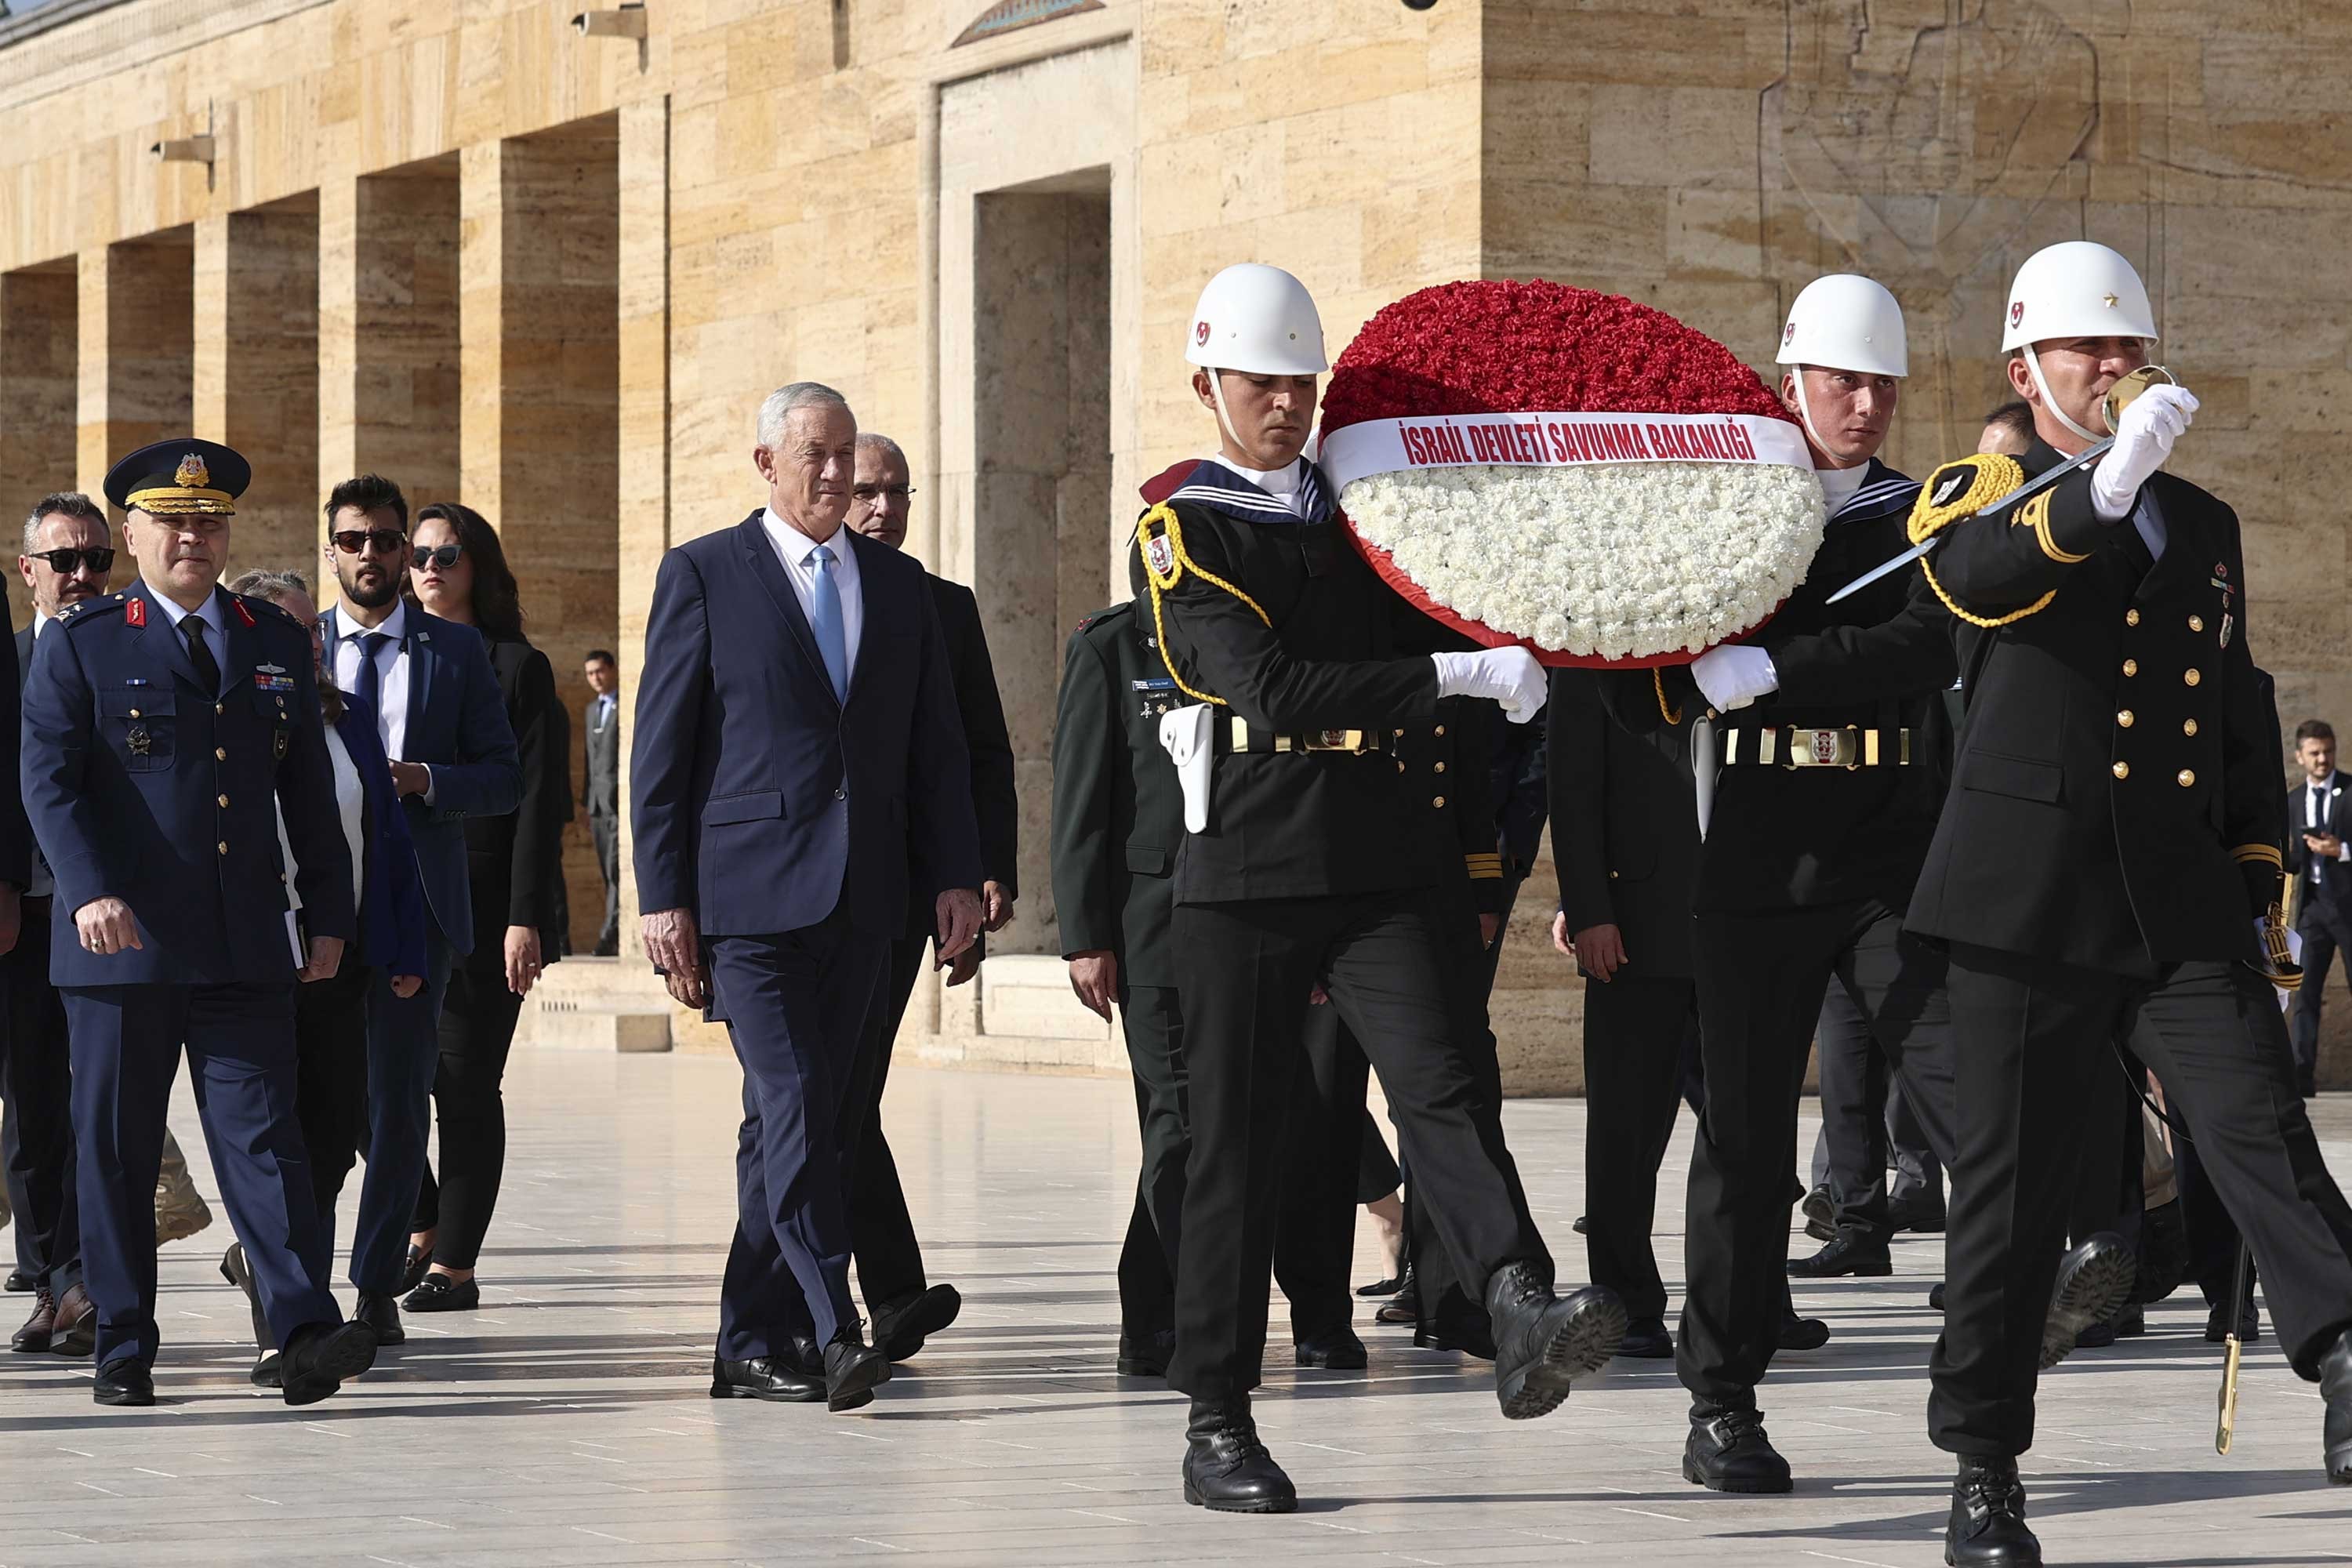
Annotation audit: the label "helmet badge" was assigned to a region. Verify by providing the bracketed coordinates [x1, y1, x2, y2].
[1195, 320, 1211, 347]
[2009, 300, 2025, 328]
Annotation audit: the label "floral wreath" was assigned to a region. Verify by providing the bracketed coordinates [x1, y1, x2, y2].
[1318, 280, 1827, 667]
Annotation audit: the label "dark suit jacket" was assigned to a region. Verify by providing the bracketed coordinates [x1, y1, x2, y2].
[5, 620, 30, 892]
[906, 574, 1016, 936]
[2285, 771, 2352, 927]
[1908, 441, 2277, 972]
[460, 635, 572, 972]
[1549, 668, 1698, 979]
[332, 690, 431, 982]
[632, 513, 982, 939]
[24, 583, 353, 986]
[318, 604, 522, 956]
[1051, 601, 1182, 987]
[584, 691, 619, 820]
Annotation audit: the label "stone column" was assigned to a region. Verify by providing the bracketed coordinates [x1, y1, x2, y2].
[0, 264, 79, 625]
[460, 119, 622, 958]
[615, 97, 670, 961]
[78, 232, 194, 501]
[194, 201, 321, 573]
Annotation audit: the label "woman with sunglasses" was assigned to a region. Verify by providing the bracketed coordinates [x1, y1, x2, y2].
[399, 504, 573, 1312]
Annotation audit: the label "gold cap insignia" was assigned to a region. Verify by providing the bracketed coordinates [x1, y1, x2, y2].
[175, 452, 209, 488]
[2102, 293, 2119, 308]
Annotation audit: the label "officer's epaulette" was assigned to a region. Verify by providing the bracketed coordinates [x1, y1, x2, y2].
[55, 593, 132, 630]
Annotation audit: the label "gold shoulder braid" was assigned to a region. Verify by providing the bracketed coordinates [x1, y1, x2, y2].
[1906, 453, 2058, 629]
[1653, 666, 1682, 725]
[1136, 503, 1271, 708]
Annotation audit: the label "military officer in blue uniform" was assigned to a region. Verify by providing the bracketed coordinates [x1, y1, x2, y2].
[21, 438, 379, 1407]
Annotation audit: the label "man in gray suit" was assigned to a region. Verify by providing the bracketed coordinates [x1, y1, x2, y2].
[584, 649, 621, 956]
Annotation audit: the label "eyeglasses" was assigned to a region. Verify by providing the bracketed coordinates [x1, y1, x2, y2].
[412, 544, 464, 570]
[27, 546, 114, 576]
[851, 485, 917, 502]
[332, 528, 409, 557]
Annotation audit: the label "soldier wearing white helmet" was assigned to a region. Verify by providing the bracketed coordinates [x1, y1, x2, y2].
[1908, 240, 2352, 1565]
[1125, 263, 1624, 1513]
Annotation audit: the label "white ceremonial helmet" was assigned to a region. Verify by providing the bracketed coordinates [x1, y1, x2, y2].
[1777, 274, 1906, 460]
[2002, 241, 2158, 441]
[1186, 263, 1329, 456]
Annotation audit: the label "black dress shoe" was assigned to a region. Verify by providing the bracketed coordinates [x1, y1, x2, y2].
[279, 1320, 379, 1406]
[353, 1292, 405, 1346]
[5, 1269, 31, 1294]
[1946, 1454, 2038, 1565]
[1356, 1265, 1410, 1298]
[1801, 1185, 1838, 1243]
[1373, 1287, 1419, 1326]
[1931, 1280, 1947, 1312]
[1116, 1327, 1174, 1377]
[1788, 1233, 1893, 1278]
[1889, 1197, 1948, 1235]
[1417, 1308, 1497, 1360]
[2205, 1301, 2259, 1343]
[1182, 1396, 1297, 1512]
[1682, 1406, 1792, 1493]
[93, 1359, 155, 1406]
[252, 1350, 282, 1389]
[2320, 1329, 2351, 1485]
[710, 1353, 825, 1402]
[1779, 1312, 1831, 1352]
[12, 1290, 56, 1352]
[403, 1274, 481, 1313]
[872, 1283, 960, 1362]
[823, 1331, 890, 1412]
[2041, 1233, 2135, 1370]
[1294, 1325, 1368, 1368]
[1571, 1214, 1589, 1236]
[1617, 1316, 1675, 1359]
[400, 1245, 434, 1296]
[1486, 1261, 1625, 1421]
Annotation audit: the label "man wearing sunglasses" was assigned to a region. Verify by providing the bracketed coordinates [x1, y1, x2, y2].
[318, 474, 520, 1350]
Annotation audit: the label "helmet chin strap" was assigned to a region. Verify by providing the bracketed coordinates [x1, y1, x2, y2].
[2024, 348, 2103, 445]
[1790, 371, 1829, 458]
[1209, 370, 1249, 461]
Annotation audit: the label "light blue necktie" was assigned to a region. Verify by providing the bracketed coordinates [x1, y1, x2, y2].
[808, 544, 850, 702]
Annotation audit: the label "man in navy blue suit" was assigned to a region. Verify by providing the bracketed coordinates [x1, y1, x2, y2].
[21, 437, 379, 1406]
[318, 474, 520, 1345]
[634, 381, 983, 1413]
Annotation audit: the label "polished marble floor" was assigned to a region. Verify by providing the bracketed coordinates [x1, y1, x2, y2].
[2, 1050, 2349, 1567]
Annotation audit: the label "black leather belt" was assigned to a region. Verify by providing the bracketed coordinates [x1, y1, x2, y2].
[1721, 725, 1912, 769]
[1215, 718, 1396, 757]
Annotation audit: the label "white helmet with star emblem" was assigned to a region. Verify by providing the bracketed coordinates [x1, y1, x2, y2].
[1185, 264, 1329, 376]
[2000, 241, 2158, 354]
[1777, 274, 1907, 378]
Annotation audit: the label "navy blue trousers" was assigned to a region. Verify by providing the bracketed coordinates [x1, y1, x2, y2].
[63, 981, 340, 1371]
[350, 934, 455, 1296]
[4, 897, 79, 1293]
[712, 909, 887, 1359]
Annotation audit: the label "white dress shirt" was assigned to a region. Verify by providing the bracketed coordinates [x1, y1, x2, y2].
[148, 587, 229, 691]
[2305, 771, 2349, 884]
[761, 507, 864, 677]
[332, 600, 412, 761]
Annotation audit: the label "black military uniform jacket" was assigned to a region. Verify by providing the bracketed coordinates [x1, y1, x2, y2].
[1907, 441, 2278, 975]
[1550, 668, 1700, 978]
[1051, 601, 1185, 989]
[1616, 459, 1955, 913]
[1136, 459, 1448, 906]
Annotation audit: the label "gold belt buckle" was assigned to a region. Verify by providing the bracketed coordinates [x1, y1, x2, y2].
[1303, 728, 1366, 753]
[1786, 726, 1861, 769]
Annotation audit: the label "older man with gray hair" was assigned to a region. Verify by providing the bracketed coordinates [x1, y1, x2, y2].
[633, 383, 985, 1412]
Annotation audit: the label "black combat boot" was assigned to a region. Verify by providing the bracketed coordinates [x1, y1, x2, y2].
[1484, 1261, 1625, 1420]
[1682, 1406, 1793, 1493]
[2321, 1328, 2351, 1485]
[1181, 1396, 1297, 1513]
[1945, 1454, 2038, 1565]
[2040, 1232, 2136, 1370]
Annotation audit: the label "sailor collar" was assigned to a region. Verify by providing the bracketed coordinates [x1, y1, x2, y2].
[1162, 457, 1335, 527]
[1827, 456, 1919, 525]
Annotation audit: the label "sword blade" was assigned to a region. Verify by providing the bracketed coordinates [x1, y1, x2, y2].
[1821, 437, 2120, 606]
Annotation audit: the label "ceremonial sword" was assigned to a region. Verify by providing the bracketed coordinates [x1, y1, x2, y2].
[1822, 365, 2179, 606]
[2217, 1236, 2253, 1454]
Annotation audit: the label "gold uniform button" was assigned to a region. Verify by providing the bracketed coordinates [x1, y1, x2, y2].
[2177, 768, 2197, 787]
[215, 702, 223, 714]
[1432, 795, 1446, 808]
[2112, 760, 2130, 780]
[2188, 615, 2205, 632]
[2122, 659, 2138, 677]
[216, 794, 228, 808]
[2184, 668, 2201, 687]
[2183, 718, 2199, 737]
[2117, 710, 2135, 728]
[1396, 760, 1405, 774]
[128, 707, 141, 718]
[1393, 728, 1404, 739]
[1434, 725, 1446, 737]
[1434, 761, 1446, 773]
[2125, 609, 2140, 627]
[214, 747, 227, 760]
[216, 840, 228, 855]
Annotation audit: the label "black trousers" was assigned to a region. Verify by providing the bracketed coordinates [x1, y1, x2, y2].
[294, 959, 373, 1234]
[592, 811, 620, 953]
[1170, 889, 1547, 1400]
[1813, 981, 1947, 1239]
[1116, 982, 1185, 1338]
[2174, 1106, 2258, 1313]
[1272, 1006, 1374, 1340]
[2290, 907, 2348, 1099]
[1679, 898, 1958, 1414]
[2, 898, 79, 1294]
[848, 933, 931, 1315]
[411, 966, 528, 1270]
[2067, 1045, 2144, 1259]
[1937, 946, 2352, 1456]
[1582, 971, 1702, 1322]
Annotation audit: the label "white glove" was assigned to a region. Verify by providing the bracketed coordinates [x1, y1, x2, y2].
[1690, 644, 1778, 712]
[2092, 383, 2199, 521]
[1430, 647, 1548, 724]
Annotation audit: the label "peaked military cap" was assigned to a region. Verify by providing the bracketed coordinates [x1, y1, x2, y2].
[103, 437, 249, 517]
